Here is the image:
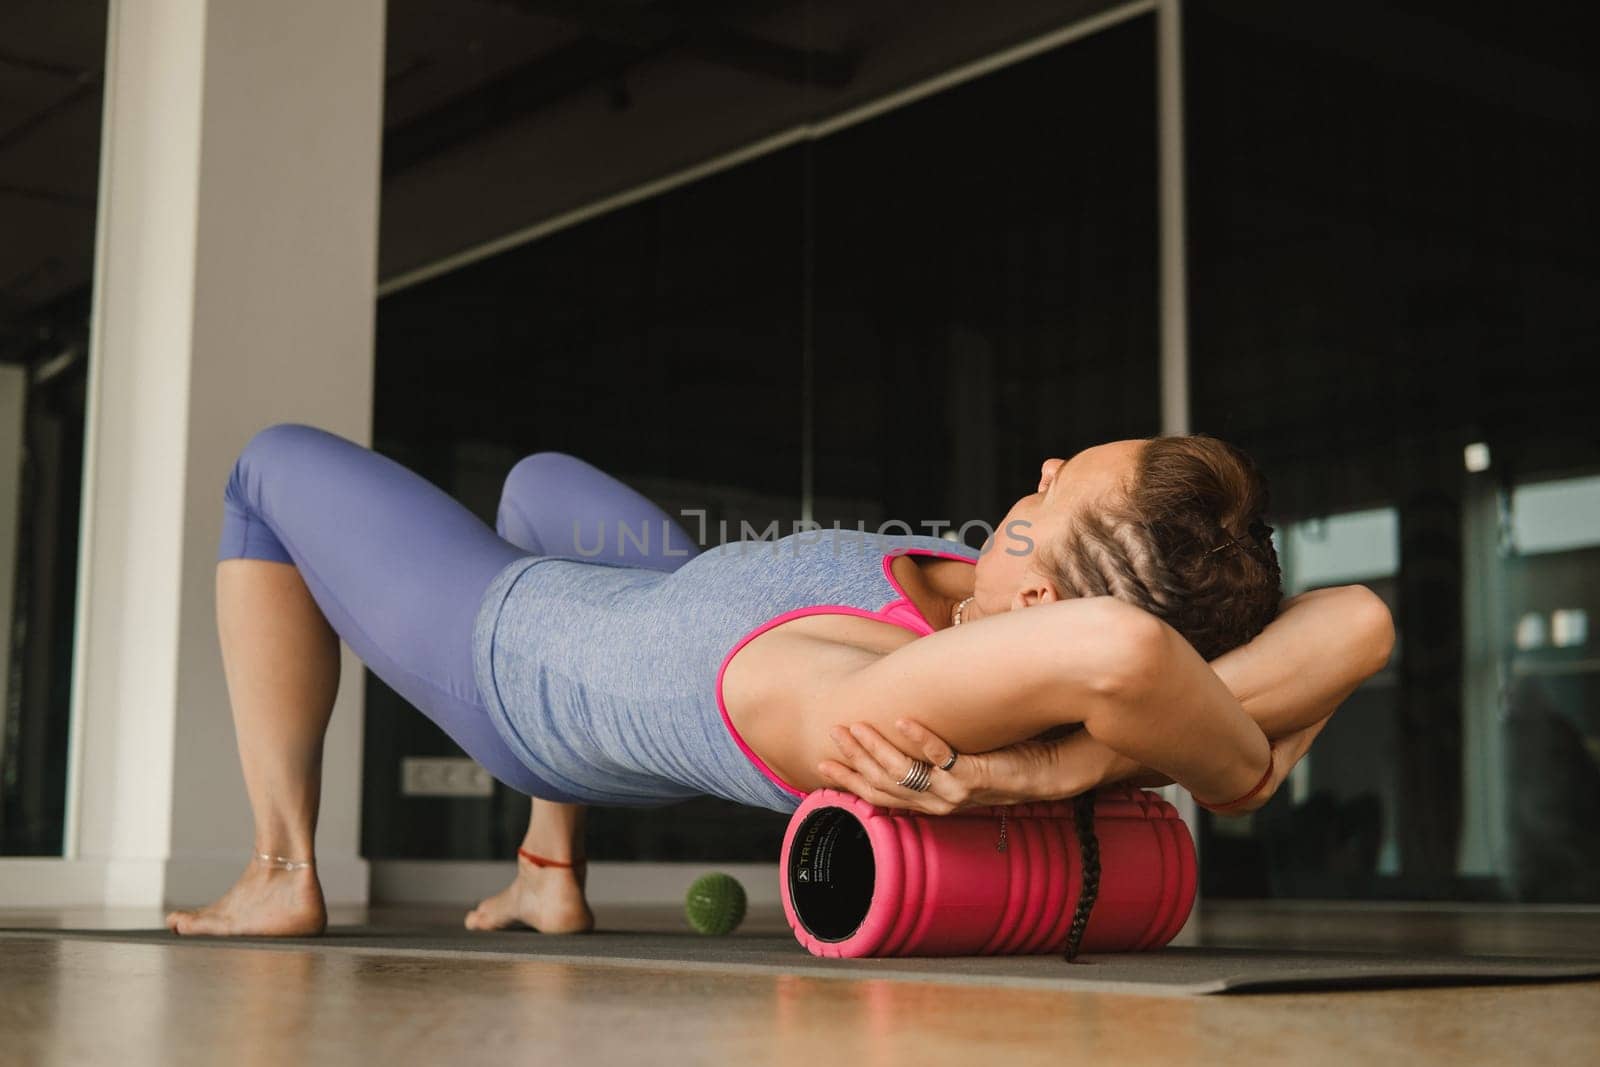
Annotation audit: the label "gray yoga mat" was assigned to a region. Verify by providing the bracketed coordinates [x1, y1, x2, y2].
[4, 926, 1598, 996]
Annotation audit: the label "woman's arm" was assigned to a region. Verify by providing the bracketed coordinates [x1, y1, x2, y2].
[800, 594, 1272, 806]
[818, 584, 1392, 811]
[1211, 583, 1395, 735]
[1062, 579, 1388, 780]
[1032, 583, 1395, 799]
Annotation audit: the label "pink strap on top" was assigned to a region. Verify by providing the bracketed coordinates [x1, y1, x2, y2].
[714, 547, 978, 799]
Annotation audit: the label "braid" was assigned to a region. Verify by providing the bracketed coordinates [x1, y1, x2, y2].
[1063, 791, 1100, 962]
[1038, 435, 1284, 661]
[1050, 511, 1183, 612]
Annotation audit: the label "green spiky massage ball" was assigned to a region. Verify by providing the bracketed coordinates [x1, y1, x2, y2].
[685, 872, 747, 935]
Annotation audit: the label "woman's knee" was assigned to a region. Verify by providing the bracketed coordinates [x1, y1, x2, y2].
[228, 423, 295, 500]
[235, 422, 332, 472]
[501, 451, 590, 503]
[497, 452, 591, 548]
[225, 423, 347, 509]
[222, 423, 334, 561]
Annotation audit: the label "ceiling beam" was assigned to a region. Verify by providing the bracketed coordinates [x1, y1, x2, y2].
[384, 0, 855, 178]
[383, 36, 646, 178]
[498, 0, 855, 87]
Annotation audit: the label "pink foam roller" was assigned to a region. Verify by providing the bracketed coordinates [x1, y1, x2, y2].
[780, 786, 1196, 958]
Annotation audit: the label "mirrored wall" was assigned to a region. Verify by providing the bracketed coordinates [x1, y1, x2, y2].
[368, 1, 1159, 862]
[368, 1, 1600, 902]
[1186, 0, 1599, 900]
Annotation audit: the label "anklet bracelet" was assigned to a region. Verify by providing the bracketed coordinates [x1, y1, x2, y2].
[255, 851, 314, 871]
[518, 847, 585, 869]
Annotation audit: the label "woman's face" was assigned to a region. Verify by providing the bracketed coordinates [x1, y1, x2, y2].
[972, 438, 1146, 613]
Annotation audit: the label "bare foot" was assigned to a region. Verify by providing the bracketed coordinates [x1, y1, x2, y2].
[464, 855, 594, 934]
[166, 863, 327, 937]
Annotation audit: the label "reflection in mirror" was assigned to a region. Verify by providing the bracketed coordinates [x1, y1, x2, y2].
[1501, 474, 1600, 901]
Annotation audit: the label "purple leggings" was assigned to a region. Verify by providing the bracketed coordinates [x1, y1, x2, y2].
[218, 423, 699, 798]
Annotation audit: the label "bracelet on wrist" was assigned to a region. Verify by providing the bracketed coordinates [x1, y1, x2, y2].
[1196, 749, 1275, 815]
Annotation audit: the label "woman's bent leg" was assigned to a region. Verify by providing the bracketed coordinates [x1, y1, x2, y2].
[214, 422, 562, 795]
[171, 423, 572, 937]
[494, 451, 700, 569]
[469, 452, 702, 932]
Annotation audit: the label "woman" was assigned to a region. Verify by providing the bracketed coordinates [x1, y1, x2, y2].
[167, 424, 1393, 937]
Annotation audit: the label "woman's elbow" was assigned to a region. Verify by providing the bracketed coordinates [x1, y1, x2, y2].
[1076, 600, 1171, 704]
[1347, 585, 1396, 676]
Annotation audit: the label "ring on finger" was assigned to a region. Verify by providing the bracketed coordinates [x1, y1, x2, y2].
[939, 752, 958, 771]
[896, 759, 933, 792]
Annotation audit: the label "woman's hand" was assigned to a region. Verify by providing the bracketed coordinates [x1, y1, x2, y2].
[820, 711, 1335, 816]
[815, 719, 1057, 814]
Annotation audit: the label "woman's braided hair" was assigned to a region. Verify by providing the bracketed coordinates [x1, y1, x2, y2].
[1036, 434, 1282, 661]
[1063, 791, 1100, 961]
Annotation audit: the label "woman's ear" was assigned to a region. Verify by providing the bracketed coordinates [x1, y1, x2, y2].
[1010, 571, 1062, 611]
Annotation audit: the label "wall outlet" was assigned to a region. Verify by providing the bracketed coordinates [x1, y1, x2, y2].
[400, 757, 494, 797]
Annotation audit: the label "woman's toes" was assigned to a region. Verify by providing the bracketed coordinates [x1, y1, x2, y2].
[464, 881, 526, 931]
[163, 868, 326, 938]
[463, 870, 594, 935]
[169, 911, 209, 936]
[167, 909, 206, 935]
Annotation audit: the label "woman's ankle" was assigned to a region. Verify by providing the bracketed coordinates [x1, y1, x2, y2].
[518, 846, 585, 870]
[252, 848, 316, 873]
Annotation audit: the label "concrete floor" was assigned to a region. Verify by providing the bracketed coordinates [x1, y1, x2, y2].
[2, 903, 1597, 1066]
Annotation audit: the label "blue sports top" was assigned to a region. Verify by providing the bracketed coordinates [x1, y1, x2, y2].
[470, 529, 979, 814]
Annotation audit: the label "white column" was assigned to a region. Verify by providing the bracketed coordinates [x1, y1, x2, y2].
[1156, 0, 1202, 915]
[61, 0, 385, 907]
[0, 366, 25, 779]
[1157, 0, 1190, 441]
